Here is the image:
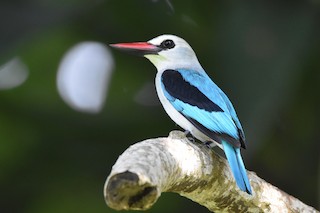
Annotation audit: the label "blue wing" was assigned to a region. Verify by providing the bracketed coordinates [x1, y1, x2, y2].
[161, 69, 246, 148]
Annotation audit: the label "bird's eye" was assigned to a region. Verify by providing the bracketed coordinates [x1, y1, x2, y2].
[160, 39, 175, 49]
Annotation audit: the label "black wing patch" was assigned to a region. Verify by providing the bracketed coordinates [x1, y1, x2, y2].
[234, 118, 247, 149]
[161, 70, 224, 112]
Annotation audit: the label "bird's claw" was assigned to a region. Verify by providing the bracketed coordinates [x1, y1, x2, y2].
[204, 141, 214, 149]
[184, 130, 196, 143]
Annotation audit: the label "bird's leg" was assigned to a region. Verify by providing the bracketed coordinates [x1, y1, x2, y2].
[184, 130, 195, 143]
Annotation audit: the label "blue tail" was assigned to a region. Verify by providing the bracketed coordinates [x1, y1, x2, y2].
[221, 140, 252, 194]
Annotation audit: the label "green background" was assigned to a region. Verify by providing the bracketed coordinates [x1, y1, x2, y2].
[0, 0, 319, 212]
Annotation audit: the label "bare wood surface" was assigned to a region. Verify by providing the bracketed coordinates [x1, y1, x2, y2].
[104, 130, 319, 213]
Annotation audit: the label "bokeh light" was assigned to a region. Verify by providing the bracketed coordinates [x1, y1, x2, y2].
[0, 57, 28, 90]
[57, 42, 114, 113]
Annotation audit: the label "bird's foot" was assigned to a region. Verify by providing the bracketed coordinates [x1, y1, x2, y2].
[184, 130, 196, 143]
[204, 141, 215, 149]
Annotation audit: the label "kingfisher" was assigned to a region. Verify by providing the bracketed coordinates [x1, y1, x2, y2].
[110, 35, 252, 194]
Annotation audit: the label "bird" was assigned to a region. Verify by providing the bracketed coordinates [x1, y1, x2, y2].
[110, 34, 252, 194]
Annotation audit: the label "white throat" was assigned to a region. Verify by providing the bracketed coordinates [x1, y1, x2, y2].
[145, 54, 203, 73]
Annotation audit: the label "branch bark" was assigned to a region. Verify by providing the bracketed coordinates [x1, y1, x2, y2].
[104, 130, 319, 212]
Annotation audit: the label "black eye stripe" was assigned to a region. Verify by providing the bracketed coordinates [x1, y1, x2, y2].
[159, 39, 175, 49]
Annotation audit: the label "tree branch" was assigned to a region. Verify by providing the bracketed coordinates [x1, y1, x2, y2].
[104, 130, 319, 212]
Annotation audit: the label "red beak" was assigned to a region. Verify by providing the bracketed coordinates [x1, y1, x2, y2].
[110, 42, 161, 56]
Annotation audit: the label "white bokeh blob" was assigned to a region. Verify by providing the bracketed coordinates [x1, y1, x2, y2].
[0, 57, 28, 90]
[57, 42, 114, 113]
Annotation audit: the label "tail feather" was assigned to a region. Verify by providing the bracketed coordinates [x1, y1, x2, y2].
[222, 140, 252, 194]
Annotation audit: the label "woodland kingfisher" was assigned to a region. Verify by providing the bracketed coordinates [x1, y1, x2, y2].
[110, 35, 252, 194]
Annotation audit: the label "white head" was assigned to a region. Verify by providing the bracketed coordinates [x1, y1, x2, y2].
[110, 34, 203, 72]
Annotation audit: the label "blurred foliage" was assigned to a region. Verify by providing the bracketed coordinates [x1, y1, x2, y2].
[0, 0, 319, 212]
